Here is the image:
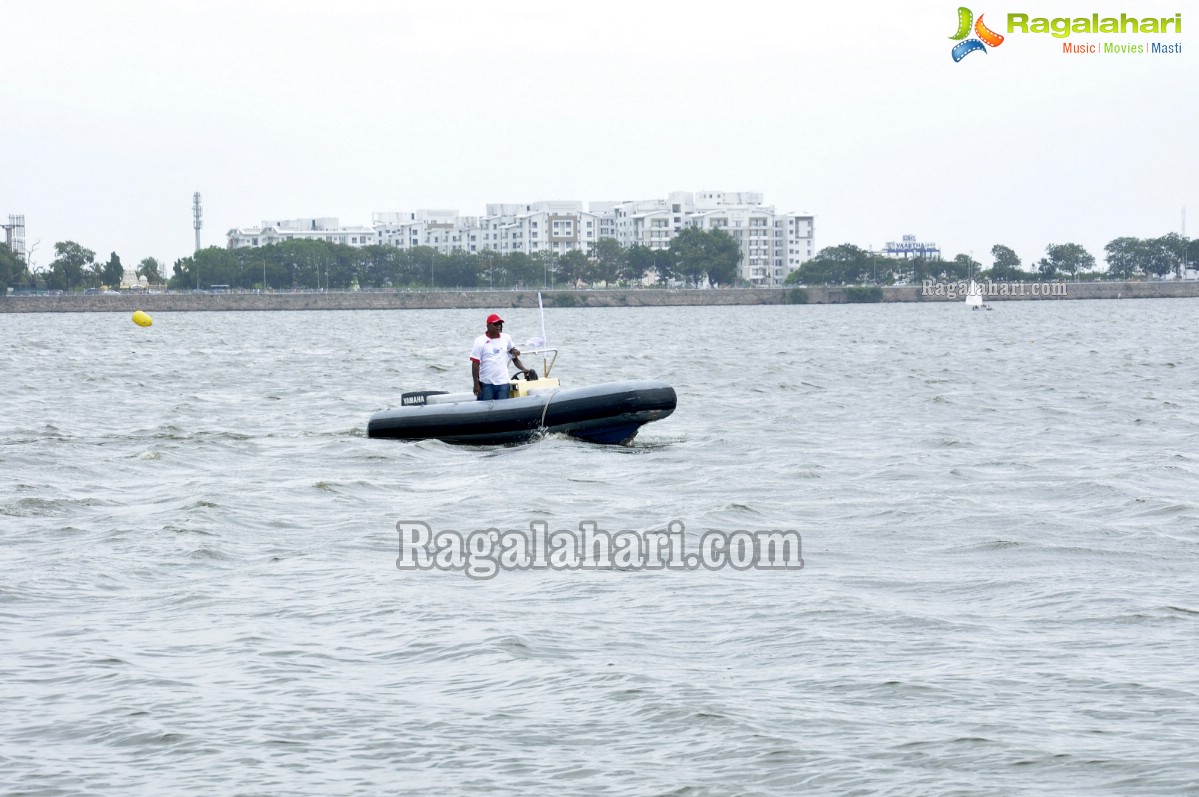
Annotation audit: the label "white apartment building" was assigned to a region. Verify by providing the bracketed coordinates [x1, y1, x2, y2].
[610, 191, 814, 285]
[479, 201, 601, 256]
[373, 210, 479, 252]
[226, 218, 377, 248]
[226, 191, 814, 285]
[368, 203, 603, 256]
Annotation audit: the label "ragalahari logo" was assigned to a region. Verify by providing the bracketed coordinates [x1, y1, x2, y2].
[949, 7, 1005, 61]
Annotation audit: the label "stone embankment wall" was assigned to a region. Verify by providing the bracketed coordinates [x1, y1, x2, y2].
[0, 289, 780, 313]
[3, 281, 1198, 313]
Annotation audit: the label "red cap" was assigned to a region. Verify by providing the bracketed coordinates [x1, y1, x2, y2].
[486, 313, 504, 324]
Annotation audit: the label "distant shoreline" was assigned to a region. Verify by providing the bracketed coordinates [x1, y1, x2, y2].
[3, 281, 1198, 313]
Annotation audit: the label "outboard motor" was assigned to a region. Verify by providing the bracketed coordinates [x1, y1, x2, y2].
[400, 390, 448, 407]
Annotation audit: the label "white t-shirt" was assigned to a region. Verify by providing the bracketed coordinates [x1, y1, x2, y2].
[470, 332, 517, 385]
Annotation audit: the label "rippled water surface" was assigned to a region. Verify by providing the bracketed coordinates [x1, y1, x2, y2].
[2, 301, 1198, 795]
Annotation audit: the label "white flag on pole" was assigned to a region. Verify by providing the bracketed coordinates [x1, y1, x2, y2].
[526, 292, 548, 349]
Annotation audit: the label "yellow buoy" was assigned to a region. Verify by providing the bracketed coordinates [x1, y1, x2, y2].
[132, 310, 153, 327]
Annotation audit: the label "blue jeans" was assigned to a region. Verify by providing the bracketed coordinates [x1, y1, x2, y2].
[478, 383, 510, 401]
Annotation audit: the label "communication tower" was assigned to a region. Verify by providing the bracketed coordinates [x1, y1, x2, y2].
[193, 192, 203, 252]
[2, 215, 26, 261]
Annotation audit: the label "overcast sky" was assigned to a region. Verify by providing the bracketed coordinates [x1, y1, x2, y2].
[2, 0, 1193, 271]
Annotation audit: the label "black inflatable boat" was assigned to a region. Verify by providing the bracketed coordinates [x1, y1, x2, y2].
[367, 378, 676, 445]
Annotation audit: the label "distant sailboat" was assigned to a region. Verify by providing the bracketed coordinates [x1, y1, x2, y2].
[965, 280, 990, 310]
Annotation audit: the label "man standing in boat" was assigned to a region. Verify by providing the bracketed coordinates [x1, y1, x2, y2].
[471, 313, 532, 401]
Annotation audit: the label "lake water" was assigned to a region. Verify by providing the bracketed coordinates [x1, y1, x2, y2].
[2, 300, 1197, 795]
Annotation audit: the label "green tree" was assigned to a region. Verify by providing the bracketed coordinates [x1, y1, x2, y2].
[624, 245, 658, 284]
[404, 245, 435, 288]
[169, 256, 194, 289]
[988, 244, 1024, 281]
[506, 252, 539, 288]
[100, 252, 124, 288]
[391, 246, 428, 286]
[362, 245, 401, 288]
[437, 250, 479, 288]
[199, 247, 241, 287]
[0, 242, 25, 295]
[908, 255, 935, 284]
[532, 251, 557, 288]
[1137, 237, 1178, 278]
[868, 253, 896, 284]
[48, 241, 96, 291]
[669, 228, 707, 286]
[332, 245, 369, 290]
[168, 247, 242, 289]
[787, 243, 871, 285]
[591, 238, 625, 285]
[555, 249, 590, 288]
[136, 257, 163, 285]
[943, 254, 979, 281]
[1155, 233, 1188, 278]
[788, 257, 842, 285]
[668, 227, 741, 287]
[477, 250, 502, 289]
[1103, 237, 1144, 279]
[705, 228, 742, 286]
[1045, 242, 1095, 278]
